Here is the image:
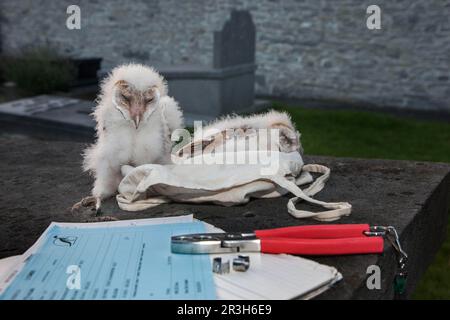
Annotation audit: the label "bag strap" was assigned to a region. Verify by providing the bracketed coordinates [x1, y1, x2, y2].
[302, 164, 330, 196]
[272, 164, 352, 222]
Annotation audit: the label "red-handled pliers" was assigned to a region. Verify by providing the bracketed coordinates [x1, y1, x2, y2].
[171, 224, 384, 255]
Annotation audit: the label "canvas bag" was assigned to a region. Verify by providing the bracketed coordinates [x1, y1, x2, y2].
[116, 111, 352, 222]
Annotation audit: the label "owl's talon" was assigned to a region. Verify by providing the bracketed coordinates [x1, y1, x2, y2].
[81, 196, 96, 207]
[93, 207, 102, 216]
[71, 196, 101, 213]
[95, 197, 102, 212]
[84, 215, 118, 222]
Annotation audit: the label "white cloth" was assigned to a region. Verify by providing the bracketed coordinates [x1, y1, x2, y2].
[116, 150, 351, 222]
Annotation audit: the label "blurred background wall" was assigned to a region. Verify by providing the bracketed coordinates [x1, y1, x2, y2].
[0, 0, 449, 111]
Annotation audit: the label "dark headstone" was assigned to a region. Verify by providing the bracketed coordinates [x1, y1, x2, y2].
[213, 10, 256, 68]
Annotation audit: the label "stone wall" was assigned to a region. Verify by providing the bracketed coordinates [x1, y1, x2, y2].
[1, 0, 449, 111]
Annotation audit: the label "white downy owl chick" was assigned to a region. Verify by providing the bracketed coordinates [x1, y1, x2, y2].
[79, 63, 183, 212]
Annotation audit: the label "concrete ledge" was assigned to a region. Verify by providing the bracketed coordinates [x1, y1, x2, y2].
[0, 96, 271, 131]
[158, 63, 257, 79]
[0, 96, 95, 138]
[0, 133, 448, 299]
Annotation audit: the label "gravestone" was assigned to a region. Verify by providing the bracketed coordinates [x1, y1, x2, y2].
[158, 10, 260, 118]
[0, 95, 95, 137]
[213, 10, 256, 69]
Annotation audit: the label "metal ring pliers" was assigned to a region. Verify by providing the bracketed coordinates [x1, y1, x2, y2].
[171, 224, 385, 255]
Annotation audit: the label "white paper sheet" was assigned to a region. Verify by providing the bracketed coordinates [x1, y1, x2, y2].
[0, 215, 341, 300]
[211, 253, 341, 300]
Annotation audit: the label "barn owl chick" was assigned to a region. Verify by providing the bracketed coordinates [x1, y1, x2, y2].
[75, 64, 184, 213]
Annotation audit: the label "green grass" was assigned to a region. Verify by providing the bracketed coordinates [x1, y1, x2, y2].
[1, 47, 76, 94]
[273, 103, 450, 299]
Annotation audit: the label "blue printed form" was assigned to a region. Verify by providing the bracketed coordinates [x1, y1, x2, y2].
[0, 222, 216, 300]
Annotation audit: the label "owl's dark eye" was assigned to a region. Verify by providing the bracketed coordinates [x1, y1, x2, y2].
[145, 97, 154, 104]
[121, 94, 130, 102]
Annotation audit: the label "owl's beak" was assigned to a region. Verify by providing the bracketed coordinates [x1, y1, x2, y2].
[133, 115, 141, 129]
[130, 106, 144, 129]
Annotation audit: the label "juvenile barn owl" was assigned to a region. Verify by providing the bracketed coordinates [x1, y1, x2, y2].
[74, 64, 183, 212]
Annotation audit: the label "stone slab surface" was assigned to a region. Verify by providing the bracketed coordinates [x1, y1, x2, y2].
[0, 95, 96, 136]
[0, 96, 269, 130]
[0, 133, 448, 299]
